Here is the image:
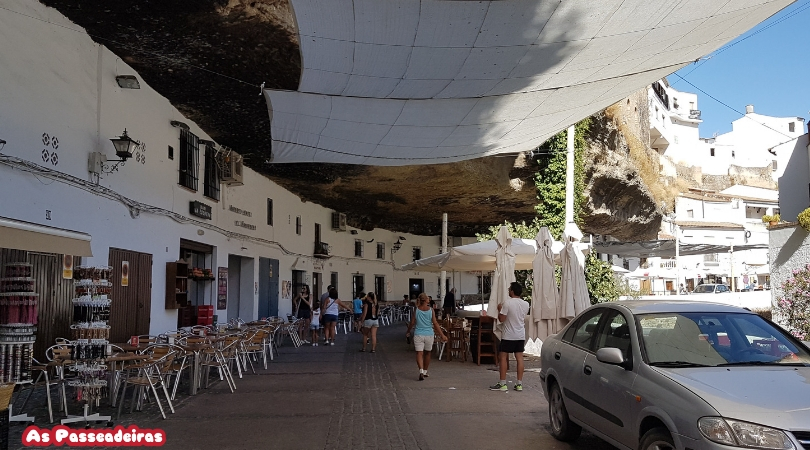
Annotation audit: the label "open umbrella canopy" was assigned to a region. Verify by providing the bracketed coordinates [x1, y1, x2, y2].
[401, 237, 563, 272]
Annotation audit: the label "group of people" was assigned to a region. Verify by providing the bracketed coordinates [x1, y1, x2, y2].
[404, 283, 530, 390]
[292, 285, 382, 351]
[295, 282, 531, 391]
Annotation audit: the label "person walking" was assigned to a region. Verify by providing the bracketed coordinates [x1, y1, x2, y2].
[293, 285, 312, 343]
[406, 293, 447, 380]
[309, 299, 321, 346]
[321, 287, 352, 345]
[490, 282, 530, 392]
[359, 292, 380, 352]
[352, 292, 364, 333]
[443, 287, 456, 318]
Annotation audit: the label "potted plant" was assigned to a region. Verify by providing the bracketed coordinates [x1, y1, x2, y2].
[798, 207, 810, 232]
[761, 214, 773, 224]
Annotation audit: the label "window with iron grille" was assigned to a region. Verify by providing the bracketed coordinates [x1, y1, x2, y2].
[355, 239, 364, 257]
[295, 216, 302, 235]
[266, 199, 273, 226]
[412, 246, 421, 261]
[331, 272, 338, 292]
[376, 242, 385, 259]
[178, 129, 199, 191]
[203, 145, 220, 200]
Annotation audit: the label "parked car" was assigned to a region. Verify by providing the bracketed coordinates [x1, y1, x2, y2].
[691, 283, 730, 294]
[539, 301, 810, 450]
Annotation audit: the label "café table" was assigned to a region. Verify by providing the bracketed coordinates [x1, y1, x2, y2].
[178, 342, 214, 395]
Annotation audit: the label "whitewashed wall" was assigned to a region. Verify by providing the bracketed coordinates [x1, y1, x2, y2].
[0, 1, 479, 334]
[770, 225, 810, 310]
[777, 136, 810, 222]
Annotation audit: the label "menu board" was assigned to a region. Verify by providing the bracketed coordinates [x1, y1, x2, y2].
[217, 267, 228, 309]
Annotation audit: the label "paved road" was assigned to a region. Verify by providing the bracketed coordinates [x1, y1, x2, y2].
[10, 322, 617, 450]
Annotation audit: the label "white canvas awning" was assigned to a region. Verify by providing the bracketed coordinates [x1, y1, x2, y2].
[0, 216, 92, 256]
[401, 238, 555, 272]
[265, 0, 791, 165]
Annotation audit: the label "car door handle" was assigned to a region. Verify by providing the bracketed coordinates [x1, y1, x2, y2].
[583, 365, 592, 375]
[554, 352, 561, 360]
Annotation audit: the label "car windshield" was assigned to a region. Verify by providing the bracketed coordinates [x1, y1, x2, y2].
[692, 285, 715, 293]
[639, 312, 810, 367]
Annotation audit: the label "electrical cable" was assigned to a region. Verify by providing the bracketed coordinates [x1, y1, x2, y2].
[0, 152, 401, 269]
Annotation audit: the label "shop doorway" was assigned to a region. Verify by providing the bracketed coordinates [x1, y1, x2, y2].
[108, 248, 153, 344]
[258, 258, 279, 319]
[374, 276, 385, 302]
[312, 272, 322, 300]
[352, 274, 364, 299]
[409, 278, 424, 300]
[227, 255, 255, 322]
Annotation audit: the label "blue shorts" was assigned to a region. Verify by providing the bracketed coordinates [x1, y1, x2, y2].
[354, 313, 363, 320]
[310, 323, 320, 330]
[323, 314, 338, 323]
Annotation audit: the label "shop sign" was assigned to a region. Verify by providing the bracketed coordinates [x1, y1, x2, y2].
[228, 205, 252, 217]
[190, 201, 212, 220]
[234, 220, 256, 231]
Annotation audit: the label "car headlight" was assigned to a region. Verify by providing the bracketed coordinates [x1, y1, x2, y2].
[698, 417, 794, 449]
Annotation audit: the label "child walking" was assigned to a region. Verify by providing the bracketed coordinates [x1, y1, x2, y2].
[310, 300, 321, 346]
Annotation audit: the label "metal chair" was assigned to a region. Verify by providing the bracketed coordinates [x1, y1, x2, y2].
[116, 352, 176, 420]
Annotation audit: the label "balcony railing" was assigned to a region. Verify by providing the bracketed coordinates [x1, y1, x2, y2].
[314, 242, 330, 258]
[652, 82, 669, 110]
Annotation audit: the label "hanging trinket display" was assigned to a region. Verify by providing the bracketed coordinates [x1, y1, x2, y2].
[0, 263, 36, 383]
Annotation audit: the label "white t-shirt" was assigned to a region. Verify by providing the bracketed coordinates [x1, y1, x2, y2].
[311, 308, 321, 327]
[499, 296, 530, 341]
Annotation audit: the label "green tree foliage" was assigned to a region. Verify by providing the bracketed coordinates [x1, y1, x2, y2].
[477, 119, 620, 304]
[584, 253, 620, 304]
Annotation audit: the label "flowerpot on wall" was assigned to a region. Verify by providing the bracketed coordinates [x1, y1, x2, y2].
[769, 221, 778, 227]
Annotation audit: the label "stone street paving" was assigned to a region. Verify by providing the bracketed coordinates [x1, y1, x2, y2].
[9, 323, 616, 450]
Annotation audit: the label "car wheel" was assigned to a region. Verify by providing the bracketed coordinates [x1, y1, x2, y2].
[548, 381, 581, 442]
[639, 427, 675, 450]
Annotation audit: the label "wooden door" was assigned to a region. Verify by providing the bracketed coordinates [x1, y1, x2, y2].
[108, 248, 152, 342]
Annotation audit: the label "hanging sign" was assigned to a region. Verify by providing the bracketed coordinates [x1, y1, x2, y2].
[217, 267, 228, 309]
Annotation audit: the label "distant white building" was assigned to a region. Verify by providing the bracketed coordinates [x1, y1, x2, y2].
[707, 105, 805, 180]
[648, 79, 702, 168]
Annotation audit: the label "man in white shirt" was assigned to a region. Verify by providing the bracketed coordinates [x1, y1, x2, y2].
[490, 282, 530, 392]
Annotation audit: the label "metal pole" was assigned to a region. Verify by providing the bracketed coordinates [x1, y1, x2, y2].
[565, 125, 575, 225]
[440, 213, 447, 307]
[675, 224, 681, 293]
[729, 245, 735, 292]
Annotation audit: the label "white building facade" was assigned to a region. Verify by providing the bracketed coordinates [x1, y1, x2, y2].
[0, 1, 477, 343]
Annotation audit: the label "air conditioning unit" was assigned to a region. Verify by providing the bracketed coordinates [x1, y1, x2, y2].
[218, 149, 244, 186]
[331, 212, 347, 231]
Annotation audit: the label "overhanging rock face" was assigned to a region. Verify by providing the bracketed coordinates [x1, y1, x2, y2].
[267, 0, 792, 166]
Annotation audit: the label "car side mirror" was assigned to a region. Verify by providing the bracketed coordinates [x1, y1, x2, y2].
[596, 347, 631, 369]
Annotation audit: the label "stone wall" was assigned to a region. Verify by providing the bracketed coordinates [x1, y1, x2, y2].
[769, 224, 810, 309]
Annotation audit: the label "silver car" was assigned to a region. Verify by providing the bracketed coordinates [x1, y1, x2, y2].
[539, 301, 810, 450]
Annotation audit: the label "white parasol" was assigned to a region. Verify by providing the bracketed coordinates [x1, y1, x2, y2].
[529, 227, 560, 341]
[559, 225, 590, 321]
[487, 226, 515, 340]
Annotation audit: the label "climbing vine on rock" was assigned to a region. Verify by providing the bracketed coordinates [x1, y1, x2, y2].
[477, 118, 619, 304]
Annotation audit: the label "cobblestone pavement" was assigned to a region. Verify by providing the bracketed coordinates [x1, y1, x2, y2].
[8, 323, 617, 450]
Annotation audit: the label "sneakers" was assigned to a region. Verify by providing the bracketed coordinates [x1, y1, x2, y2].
[419, 373, 424, 381]
[312, 343, 316, 347]
[514, 384, 523, 391]
[489, 382, 508, 391]
[302, 339, 310, 344]
[325, 339, 330, 345]
[330, 341, 335, 346]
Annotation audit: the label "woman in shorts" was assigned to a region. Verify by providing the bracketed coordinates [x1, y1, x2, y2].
[405, 293, 447, 380]
[359, 292, 379, 352]
[321, 288, 352, 345]
[294, 285, 312, 343]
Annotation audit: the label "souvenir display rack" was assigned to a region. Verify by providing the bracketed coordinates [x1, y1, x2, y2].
[0, 263, 36, 384]
[62, 266, 113, 425]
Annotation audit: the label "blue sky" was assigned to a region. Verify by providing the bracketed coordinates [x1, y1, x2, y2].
[670, 1, 810, 138]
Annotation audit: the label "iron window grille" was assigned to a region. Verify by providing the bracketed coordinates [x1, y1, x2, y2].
[203, 144, 220, 200]
[295, 216, 302, 235]
[355, 239, 364, 257]
[267, 199, 273, 226]
[412, 246, 421, 261]
[376, 242, 385, 259]
[179, 129, 199, 191]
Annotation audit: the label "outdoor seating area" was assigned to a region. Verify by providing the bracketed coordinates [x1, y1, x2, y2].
[9, 309, 422, 426]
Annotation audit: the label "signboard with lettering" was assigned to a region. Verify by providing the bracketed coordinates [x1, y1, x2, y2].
[190, 201, 212, 220]
[217, 267, 228, 309]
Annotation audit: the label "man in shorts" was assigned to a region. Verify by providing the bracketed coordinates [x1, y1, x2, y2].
[490, 282, 530, 392]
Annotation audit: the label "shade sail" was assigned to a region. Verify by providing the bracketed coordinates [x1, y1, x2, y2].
[0, 216, 92, 256]
[592, 240, 767, 258]
[266, 0, 791, 165]
[401, 238, 564, 272]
